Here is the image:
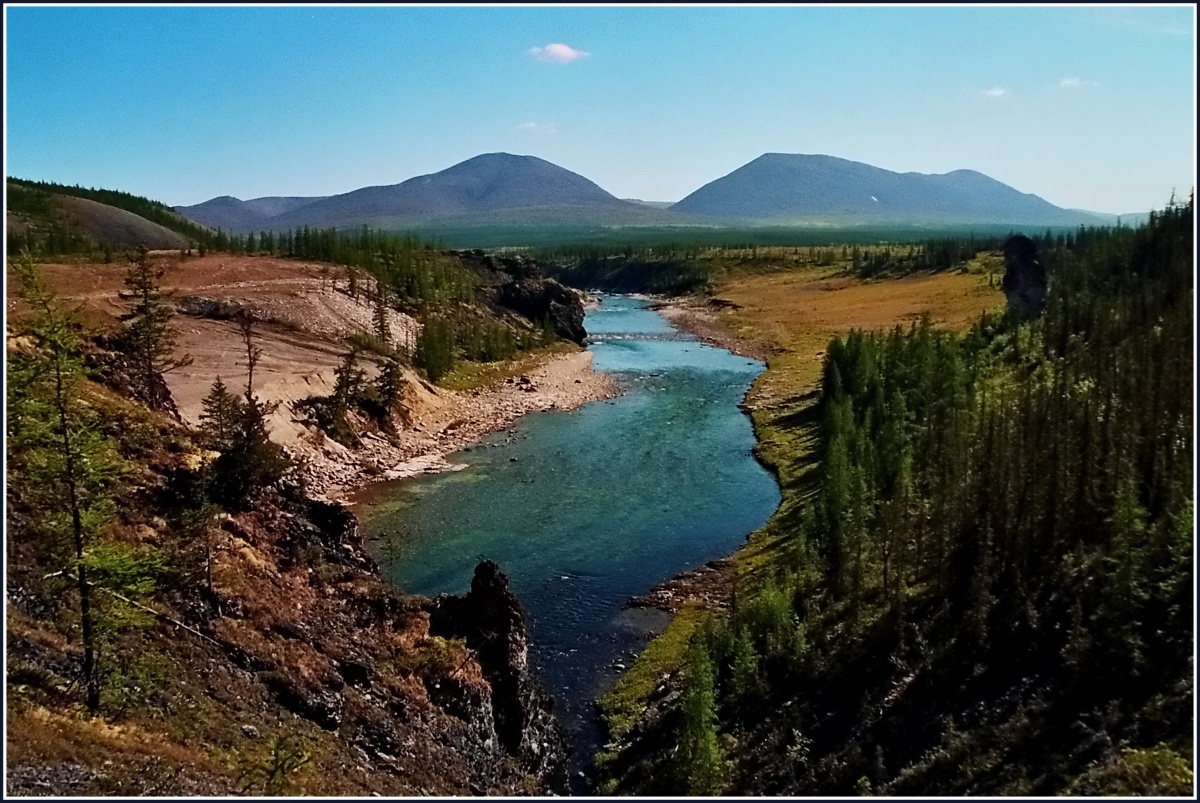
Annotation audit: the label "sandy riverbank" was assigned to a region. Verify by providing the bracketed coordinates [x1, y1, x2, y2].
[294, 348, 620, 502]
[17, 253, 622, 505]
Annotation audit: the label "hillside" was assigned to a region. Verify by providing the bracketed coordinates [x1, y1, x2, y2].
[593, 203, 1194, 797]
[177, 154, 681, 234]
[671, 153, 1102, 226]
[6, 178, 216, 253]
[7, 188, 192, 253]
[4, 245, 619, 795]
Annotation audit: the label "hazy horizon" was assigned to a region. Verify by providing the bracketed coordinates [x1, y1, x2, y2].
[5, 5, 1196, 215]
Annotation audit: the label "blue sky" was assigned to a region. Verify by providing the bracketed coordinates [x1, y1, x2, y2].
[4, 4, 1195, 213]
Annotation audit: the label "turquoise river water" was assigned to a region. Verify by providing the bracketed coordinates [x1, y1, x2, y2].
[353, 296, 781, 788]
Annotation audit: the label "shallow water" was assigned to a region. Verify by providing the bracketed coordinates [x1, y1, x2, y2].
[354, 296, 780, 788]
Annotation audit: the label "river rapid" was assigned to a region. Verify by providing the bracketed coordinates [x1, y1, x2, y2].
[353, 296, 781, 789]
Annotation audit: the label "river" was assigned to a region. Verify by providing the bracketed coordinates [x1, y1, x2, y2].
[353, 296, 780, 790]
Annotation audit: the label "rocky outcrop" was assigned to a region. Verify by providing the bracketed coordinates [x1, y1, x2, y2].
[500, 276, 587, 345]
[453, 249, 588, 344]
[174, 295, 256, 321]
[188, 495, 571, 795]
[430, 560, 571, 793]
[1001, 235, 1047, 318]
[86, 336, 181, 419]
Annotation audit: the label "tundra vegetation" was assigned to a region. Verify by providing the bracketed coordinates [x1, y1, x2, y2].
[596, 197, 1194, 796]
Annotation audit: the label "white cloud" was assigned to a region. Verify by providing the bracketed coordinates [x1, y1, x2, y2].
[528, 43, 589, 64]
[1058, 77, 1099, 89]
[517, 122, 558, 135]
[982, 87, 1010, 98]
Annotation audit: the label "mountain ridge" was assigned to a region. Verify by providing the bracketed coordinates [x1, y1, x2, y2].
[671, 152, 1090, 225]
[172, 152, 1133, 233]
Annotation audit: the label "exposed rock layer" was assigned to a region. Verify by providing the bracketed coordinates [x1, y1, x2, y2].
[455, 249, 588, 345]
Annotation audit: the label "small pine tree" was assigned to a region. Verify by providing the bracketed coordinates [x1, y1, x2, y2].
[198, 377, 243, 452]
[373, 282, 392, 350]
[416, 317, 455, 382]
[204, 319, 291, 508]
[327, 348, 366, 445]
[376, 356, 406, 430]
[730, 624, 763, 704]
[121, 244, 191, 408]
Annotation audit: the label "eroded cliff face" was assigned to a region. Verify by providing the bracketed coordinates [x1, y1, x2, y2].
[454, 249, 588, 345]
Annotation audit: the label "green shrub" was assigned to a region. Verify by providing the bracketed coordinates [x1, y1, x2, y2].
[1063, 744, 1194, 797]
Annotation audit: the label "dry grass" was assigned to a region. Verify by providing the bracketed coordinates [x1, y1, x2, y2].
[717, 265, 1003, 400]
[438, 340, 580, 391]
[6, 704, 213, 768]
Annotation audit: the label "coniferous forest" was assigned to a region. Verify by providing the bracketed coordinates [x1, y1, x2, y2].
[618, 197, 1194, 796]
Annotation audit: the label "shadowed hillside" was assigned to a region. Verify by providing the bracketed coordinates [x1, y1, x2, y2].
[174, 195, 326, 233]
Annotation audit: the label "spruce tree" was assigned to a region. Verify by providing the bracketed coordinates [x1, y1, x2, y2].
[199, 376, 243, 452]
[204, 317, 291, 508]
[675, 638, 727, 794]
[376, 356, 406, 430]
[373, 282, 392, 350]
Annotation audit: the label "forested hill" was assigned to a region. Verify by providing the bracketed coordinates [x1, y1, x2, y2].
[7, 177, 217, 253]
[601, 196, 1194, 796]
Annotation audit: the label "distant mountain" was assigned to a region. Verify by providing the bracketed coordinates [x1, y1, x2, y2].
[672, 153, 1095, 226]
[240, 196, 326, 218]
[173, 152, 1138, 235]
[175, 154, 680, 234]
[174, 195, 325, 233]
[1066, 208, 1153, 228]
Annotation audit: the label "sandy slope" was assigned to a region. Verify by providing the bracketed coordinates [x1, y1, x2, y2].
[7, 253, 618, 499]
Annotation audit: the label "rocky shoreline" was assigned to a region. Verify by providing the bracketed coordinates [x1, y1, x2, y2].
[650, 295, 776, 362]
[294, 348, 621, 503]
